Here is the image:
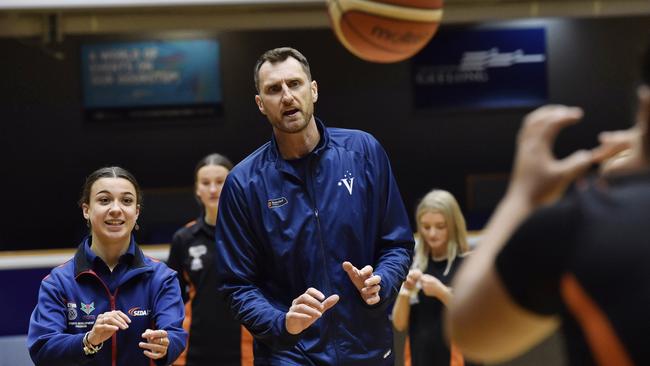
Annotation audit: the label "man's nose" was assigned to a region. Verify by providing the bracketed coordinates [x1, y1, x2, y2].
[281, 83, 294, 104]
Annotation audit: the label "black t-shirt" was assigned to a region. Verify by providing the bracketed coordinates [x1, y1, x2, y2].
[409, 256, 480, 366]
[496, 171, 650, 366]
[168, 216, 242, 366]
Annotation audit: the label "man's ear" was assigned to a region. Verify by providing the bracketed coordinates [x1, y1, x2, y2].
[311, 80, 318, 103]
[255, 94, 266, 115]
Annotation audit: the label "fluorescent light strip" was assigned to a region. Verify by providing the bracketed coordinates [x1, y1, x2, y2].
[0, 0, 323, 10]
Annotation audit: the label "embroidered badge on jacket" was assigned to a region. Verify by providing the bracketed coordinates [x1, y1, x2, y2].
[81, 302, 95, 315]
[338, 170, 354, 195]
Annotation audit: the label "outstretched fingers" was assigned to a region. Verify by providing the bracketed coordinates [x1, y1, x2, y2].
[286, 288, 339, 335]
[322, 294, 340, 311]
[342, 261, 356, 276]
[342, 261, 382, 305]
[294, 287, 326, 310]
[289, 303, 323, 318]
[511, 105, 596, 204]
[342, 262, 372, 287]
[520, 105, 584, 145]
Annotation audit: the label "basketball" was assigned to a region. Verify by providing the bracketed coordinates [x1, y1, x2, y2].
[327, 0, 444, 63]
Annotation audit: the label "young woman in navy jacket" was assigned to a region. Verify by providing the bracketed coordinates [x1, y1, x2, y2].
[28, 166, 187, 366]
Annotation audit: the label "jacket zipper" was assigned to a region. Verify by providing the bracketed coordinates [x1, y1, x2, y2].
[85, 271, 120, 366]
[307, 159, 342, 365]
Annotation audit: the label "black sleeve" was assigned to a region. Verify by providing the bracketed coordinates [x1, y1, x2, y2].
[495, 195, 579, 315]
[167, 231, 189, 303]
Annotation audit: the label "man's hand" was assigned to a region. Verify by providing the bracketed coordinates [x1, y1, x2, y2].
[342, 261, 382, 305]
[285, 288, 339, 335]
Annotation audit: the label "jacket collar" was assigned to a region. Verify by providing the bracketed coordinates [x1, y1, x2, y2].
[74, 236, 148, 277]
[269, 118, 329, 179]
[189, 214, 215, 239]
[268, 117, 329, 163]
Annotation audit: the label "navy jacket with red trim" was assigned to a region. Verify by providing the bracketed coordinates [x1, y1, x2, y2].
[27, 237, 187, 366]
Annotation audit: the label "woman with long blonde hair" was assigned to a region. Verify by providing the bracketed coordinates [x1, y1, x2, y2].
[392, 189, 478, 366]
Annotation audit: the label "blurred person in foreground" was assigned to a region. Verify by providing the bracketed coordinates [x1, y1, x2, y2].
[448, 42, 650, 366]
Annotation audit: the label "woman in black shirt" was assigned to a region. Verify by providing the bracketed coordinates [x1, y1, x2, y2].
[167, 153, 252, 366]
[392, 189, 478, 366]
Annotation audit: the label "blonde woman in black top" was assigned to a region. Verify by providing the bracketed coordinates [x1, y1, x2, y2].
[392, 189, 478, 366]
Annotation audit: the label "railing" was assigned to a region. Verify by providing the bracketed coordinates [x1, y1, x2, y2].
[0, 244, 171, 270]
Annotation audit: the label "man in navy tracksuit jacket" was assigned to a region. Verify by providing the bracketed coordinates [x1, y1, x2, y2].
[27, 237, 187, 365]
[214, 47, 414, 365]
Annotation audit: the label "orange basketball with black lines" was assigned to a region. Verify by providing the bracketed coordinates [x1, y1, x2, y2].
[327, 0, 443, 63]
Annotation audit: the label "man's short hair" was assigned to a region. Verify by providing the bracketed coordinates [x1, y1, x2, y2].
[253, 47, 312, 92]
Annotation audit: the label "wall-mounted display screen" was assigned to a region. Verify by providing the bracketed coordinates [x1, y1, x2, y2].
[81, 38, 222, 120]
[413, 27, 547, 110]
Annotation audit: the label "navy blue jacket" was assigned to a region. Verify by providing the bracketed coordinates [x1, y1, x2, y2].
[27, 237, 187, 366]
[215, 120, 414, 365]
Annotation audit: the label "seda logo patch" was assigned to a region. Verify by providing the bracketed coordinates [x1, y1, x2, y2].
[128, 307, 151, 317]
